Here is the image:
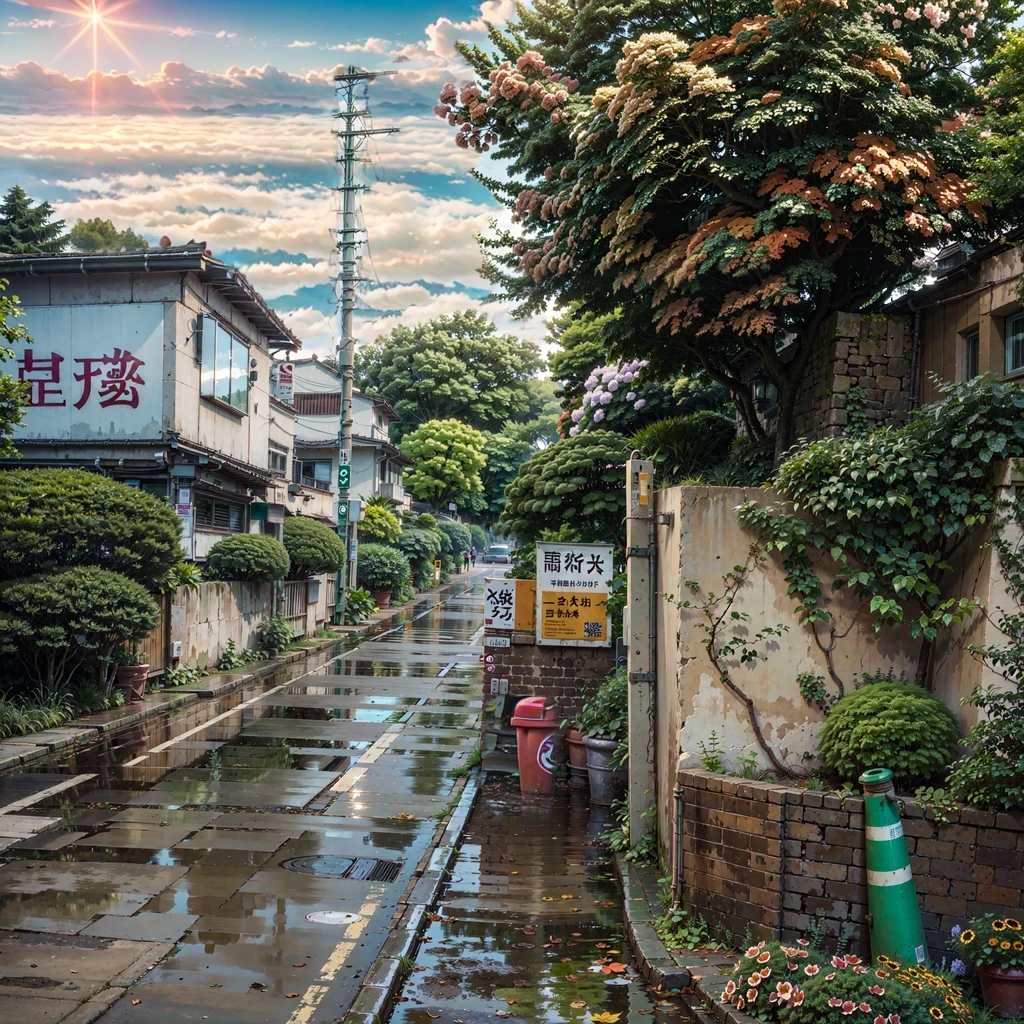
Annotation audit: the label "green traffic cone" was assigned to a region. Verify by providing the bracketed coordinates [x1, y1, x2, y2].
[859, 767, 927, 965]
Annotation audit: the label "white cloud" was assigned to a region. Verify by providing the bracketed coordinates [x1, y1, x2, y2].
[7, 18, 54, 28]
[282, 306, 335, 355]
[287, 40, 318, 49]
[329, 37, 391, 54]
[361, 283, 436, 310]
[241, 259, 330, 299]
[215, 31, 238, 39]
[169, 27, 196, 38]
[392, 0, 515, 63]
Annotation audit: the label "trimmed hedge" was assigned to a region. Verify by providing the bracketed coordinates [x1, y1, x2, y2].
[206, 534, 290, 582]
[283, 516, 346, 578]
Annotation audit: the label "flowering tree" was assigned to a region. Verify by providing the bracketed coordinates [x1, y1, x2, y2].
[568, 359, 648, 435]
[437, 0, 998, 456]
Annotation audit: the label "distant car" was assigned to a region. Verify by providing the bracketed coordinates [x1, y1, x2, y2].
[483, 544, 512, 564]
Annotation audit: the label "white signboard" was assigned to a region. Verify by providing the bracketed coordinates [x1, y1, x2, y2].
[484, 577, 516, 629]
[12, 304, 163, 440]
[536, 542, 614, 647]
[484, 636, 511, 648]
[277, 361, 294, 404]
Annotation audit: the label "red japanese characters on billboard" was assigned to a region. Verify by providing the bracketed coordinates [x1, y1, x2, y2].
[11, 304, 163, 440]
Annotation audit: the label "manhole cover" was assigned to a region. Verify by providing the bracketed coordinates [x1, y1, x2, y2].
[306, 911, 363, 925]
[281, 856, 402, 883]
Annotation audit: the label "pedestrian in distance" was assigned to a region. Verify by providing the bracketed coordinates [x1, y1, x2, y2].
[470, 546, 477, 566]
[463, 550, 470, 572]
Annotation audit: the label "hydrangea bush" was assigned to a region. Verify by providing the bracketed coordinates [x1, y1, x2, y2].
[568, 358, 649, 435]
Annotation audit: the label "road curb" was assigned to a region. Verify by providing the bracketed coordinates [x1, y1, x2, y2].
[339, 767, 482, 1024]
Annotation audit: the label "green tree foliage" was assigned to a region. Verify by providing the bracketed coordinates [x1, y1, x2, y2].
[282, 516, 346, 578]
[395, 521, 445, 590]
[470, 524, 488, 551]
[0, 186, 69, 254]
[357, 542, 411, 594]
[436, 519, 472, 559]
[0, 469, 181, 588]
[947, 491, 1024, 811]
[438, 0, 994, 455]
[547, 308, 613, 409]
[205, 534, 290, 582]
[0, 278, 30, 457]
[501, 430, 630, 543]
[401, 418, 487, 510]
[358, 502, 402, 543]
[68, 217, 148, 253]
[476, 430, 534, 518]
[355, 311, 543, 439]
[630, 411, 736, 485]
[0, 567, 159, 694]
[818, 679, 959, 787]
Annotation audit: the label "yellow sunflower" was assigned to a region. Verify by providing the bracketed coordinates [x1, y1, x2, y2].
[989, 938, 1000, 947]
[1002, 941, 1012, 950]
[1007, 919, 1022, 931]
[1014, 941, 1023, 951]
[912, 981, 924, 990]
[960, 930, 975, 945]
[994, 920, 1008, 932]
[929, 1009, 944, 1021]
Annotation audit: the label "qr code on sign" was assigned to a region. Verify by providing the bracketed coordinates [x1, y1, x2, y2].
[583, 621, 602, 638]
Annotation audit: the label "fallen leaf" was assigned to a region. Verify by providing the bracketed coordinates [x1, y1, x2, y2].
[595, 943, 609, 949]
[541, 897, 554, 902]
[513, 943, 535, 950]
[522, 926, 536, 935]
[132, 1000, 141, 1006]
[566, 974, 579, 982]
[561, 957, 573, 963]
[507, 857, 516, 862]
[510, 871, 519, 876]
[249, 983, 266, 991]
[601, 963, 628, 976]
[590, 1013, 621, 1024]
[549, 936, 562, 944]
[608, 950, 620, 955]
[427, 913, 443, 921]
[70, 971, 77, 975]
[293, 963, 307, 968]
[571, 933, 582, 937]
[505, 999, 517, 1006]
[286, 993, 300, 999]
[427, 1013, 440, 1020]
[561, 895, 575, 900]
[571, 1001, 587, 1009]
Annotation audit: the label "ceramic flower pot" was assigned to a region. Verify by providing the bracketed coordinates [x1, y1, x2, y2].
[373, 590, 392, 609]
[977, 963, 1024, 1018]
[583, 735, 626, 806]
[566, 727, 589, 790]
[115, 663, 149, 703]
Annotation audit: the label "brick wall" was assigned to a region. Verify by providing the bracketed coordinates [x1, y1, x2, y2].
[678, 769, 1024, 959]
[483, 629, 616, 751]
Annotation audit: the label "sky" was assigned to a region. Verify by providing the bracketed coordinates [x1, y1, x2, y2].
[0, 0, 548, 357]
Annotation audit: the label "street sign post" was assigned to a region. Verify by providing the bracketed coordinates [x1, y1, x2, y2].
[535, 542, 614, 646]
[337, 465, 351, 490]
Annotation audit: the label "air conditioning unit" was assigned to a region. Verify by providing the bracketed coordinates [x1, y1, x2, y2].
[169, 641, 183, 661]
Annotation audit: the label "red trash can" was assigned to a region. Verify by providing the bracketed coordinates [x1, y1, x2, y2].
[511, 696, 560, 795]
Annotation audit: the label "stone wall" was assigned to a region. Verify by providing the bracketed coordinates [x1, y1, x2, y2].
[678, 769, 1024, 960]
[482, 629, 616, 753]
[789, 312, 913, 441]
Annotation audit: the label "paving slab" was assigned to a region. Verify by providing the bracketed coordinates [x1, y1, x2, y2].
[80, 912, 199, 944]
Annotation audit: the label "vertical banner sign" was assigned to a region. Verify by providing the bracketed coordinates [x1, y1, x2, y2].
[277, 362, 294, 404]
[536, 542, 614, 647]
[484, 577, 516, 629]
[337, 464, 351, 489]
[433, 559, 442, 585]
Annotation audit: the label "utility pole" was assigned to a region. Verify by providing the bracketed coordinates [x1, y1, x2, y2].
[332, 66, 398, 623]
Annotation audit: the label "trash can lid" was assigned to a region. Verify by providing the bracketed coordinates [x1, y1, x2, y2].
[511, 696, 554, 722]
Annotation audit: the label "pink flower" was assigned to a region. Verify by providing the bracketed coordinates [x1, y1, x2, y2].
[748, 973, 762, 987]
[842, 1002, 856, 1015]
[869, 986, 884, 996]
[805, 965, 819, 976]
[760, 968, 772, 978]
[845, 956, 862, 966]
[875, 1018, 887, 1024]
[854, 966, 869, 974]
[724, 981, 737, 997]
[774, 982, 794, 1001]
[797, 940, 809, 946]
[860, 1004, 872, 1013]
[788, 962, 798, 971]
[791, 990, 804, 1007]
[746, 988, 758, 1002]
[832, 956, 848, 969]
[904, 6, 921, 17]
[745, 947, 761, 959]
[888, 1016, 901, 1024]
[826, 973, 836, 981]
[829, 998, 843, 1007]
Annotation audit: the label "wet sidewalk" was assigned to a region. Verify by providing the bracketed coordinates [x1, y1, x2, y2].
[387, 775, 685, 1024]
[0, 575, 487, 1024]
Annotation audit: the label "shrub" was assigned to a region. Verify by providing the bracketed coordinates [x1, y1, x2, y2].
[216, 638, 250, 671]
[282, 517, 345, 578]
[357, 543, 411, 594]
[0, 567, 160, 694]
[344, 588, 377, 624]
[205, 534, 290, 582]
[470, 524, 488, 551]
[630, 411, 736, 485]
[359, 503, 402, 543]
[0, 468, 182, 587]
[395, 526, 444, 589]
[818, 680, 959, 787]
[437, 519, 472, 559]
[706, 433, 777, 486]
[0, 690, 74, 741]
[259, 614, 294, 655]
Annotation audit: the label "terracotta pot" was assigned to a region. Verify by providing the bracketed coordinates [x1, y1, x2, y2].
[566, 727, 589, 790]
[977, 963, 1024, 1018]
[583, 735, 627, 806]
[373, 590, 392, 609]
[115, 663, 149, 703]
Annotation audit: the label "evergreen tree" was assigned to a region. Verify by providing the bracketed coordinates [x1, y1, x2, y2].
[0, 186, 69, 254]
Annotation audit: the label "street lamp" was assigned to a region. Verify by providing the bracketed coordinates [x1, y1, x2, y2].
[749, 368, 776, 414]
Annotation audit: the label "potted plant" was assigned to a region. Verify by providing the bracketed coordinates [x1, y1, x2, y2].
[952, 917, 1024, 1017]
[114, 646, 150, 703]
[561, 715, 589, 790]
[357, 543, 412, 609]
[576, 668, 628, 805]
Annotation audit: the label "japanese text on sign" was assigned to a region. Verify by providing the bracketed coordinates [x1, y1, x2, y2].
[484, 577, 516, 629]
[536, 542, 614, 647]
[19, 346, 146, 409]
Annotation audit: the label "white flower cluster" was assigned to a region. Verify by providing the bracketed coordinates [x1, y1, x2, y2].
[569, 359, 649, 435]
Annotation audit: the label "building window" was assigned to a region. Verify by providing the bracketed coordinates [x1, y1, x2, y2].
[195, 496, 245, 532]
[269, 446, 288, 476]
[301, 460, 332, 484]
[964, 328, 979, 381]
[200, 316, 250, 412]
[1006, 313, 1024, 376]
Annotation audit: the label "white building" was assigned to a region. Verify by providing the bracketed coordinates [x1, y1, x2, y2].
[0, 242, 335, 558]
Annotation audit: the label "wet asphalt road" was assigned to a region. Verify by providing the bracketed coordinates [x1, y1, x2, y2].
[0, 574, 486, 1024]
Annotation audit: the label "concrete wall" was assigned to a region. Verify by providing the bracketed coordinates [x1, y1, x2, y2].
[652, 483, 1016, 867]
[677, 769, 1024, 960]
